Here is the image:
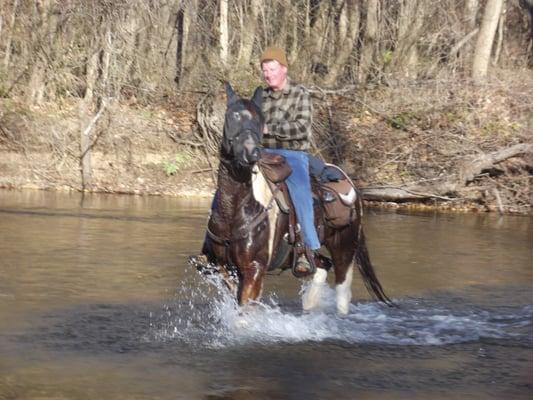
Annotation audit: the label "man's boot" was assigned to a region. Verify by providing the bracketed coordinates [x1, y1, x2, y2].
[292, 247, 319, 278]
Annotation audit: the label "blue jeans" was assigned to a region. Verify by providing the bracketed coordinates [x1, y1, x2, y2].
[264, 149, 321, 250]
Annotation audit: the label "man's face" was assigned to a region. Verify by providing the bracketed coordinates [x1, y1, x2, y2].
[261, 60, 287, 91]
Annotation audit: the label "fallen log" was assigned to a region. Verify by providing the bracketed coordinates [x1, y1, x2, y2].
[361, 142, 532, 204]
[361, 186, 454, 202]
[459, 142, 533, 184]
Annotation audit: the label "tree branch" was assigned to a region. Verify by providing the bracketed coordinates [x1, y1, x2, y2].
[80, 98, 108, 159]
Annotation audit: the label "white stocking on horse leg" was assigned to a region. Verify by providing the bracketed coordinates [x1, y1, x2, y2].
[302, 267, 328, 311]
[336, 264, 354, 315]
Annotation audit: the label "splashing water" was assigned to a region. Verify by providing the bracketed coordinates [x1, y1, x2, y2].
[148, 268, 533, 348]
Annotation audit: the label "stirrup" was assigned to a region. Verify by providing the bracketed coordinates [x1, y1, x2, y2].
[292, 248, 317, 278]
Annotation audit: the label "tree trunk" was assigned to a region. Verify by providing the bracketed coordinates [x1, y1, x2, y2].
[391, 0, 426, 79]
[492, 0, 506, 66]
[175, 1, 192, 87]
[521, 0, 533, 66]
[462, 0, 480, 60]
[472, 0, 504, 81]
[358, 0, 379, 84]
[287, 3, 299, 63]
[238, 0, 261, 69]
[323, 0, 361, 86]
[465, 0, 480, 30]
[26, 0, 51, 105]
[219, 0, 229, 66]
[115, 7, 139, 91]
[80, 50, 99, 190]
[2, 0, 19, 71]
[308, 0, 330, 77]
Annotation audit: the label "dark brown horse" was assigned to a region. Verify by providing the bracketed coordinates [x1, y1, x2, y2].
[189, 83, 390, 314]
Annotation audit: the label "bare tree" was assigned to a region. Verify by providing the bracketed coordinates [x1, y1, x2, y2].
[219, 0, 229, 66]
[358, 0, 379, 84]
[237, 0, 261, 69]
[323, 0, 361, 86]
[175, 3, 187, 87]
[493, 1, 507, 66]
[463, 0, 480, 59]
[522, 0, 533, 65]
[472, 0, 504, 81]
[2, 0, 19, 71]
[26, 0, 52, 105]
[389, 0, 428, 79]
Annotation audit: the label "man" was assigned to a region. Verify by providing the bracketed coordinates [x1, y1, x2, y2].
[259, 46, 320, 275]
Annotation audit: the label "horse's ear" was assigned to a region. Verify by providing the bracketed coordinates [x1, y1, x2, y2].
[251, 86, 263, 110]
[225, 82, 238, 105]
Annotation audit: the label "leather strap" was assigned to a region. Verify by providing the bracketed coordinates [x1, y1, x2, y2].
[206, 190, 277, 264]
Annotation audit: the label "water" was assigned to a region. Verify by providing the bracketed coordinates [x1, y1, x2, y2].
[0, 190, 532, 399]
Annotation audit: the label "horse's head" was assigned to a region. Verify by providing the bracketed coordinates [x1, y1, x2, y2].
[221, 83, 264, 168]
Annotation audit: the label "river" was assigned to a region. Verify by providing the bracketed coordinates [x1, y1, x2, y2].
[0, 190, 531, 399]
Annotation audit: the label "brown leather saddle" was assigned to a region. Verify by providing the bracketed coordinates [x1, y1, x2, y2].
[257, 152, 359, 272]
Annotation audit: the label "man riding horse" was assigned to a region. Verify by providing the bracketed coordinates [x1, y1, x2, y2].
[260, 46, 331, 276]
[189, 47, 390, 314]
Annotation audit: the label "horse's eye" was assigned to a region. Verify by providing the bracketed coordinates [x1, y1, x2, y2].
[233, 112, 241, 121]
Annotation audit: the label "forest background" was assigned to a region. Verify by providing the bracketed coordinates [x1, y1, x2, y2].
[0, 0, 531, 214]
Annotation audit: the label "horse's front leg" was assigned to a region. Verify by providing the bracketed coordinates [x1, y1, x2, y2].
[188, 255, 239, 297]
[302, 267, 328, 311]
[238, 260, 266, 305]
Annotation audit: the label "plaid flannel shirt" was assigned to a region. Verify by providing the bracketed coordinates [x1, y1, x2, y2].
[261, 79, 313, 151]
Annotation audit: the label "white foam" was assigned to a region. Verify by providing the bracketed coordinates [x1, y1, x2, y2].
[149, 269, 533, 348]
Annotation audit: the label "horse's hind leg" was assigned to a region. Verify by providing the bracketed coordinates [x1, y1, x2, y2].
[329, 233, 357, 315]
[335, 262, 354, 315]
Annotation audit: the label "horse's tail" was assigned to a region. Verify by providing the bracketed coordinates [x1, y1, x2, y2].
[355, 229, 393, 306]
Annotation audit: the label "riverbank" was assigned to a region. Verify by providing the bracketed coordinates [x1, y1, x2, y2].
[0, 93, 215, 198]
[1, 74, 531, 214]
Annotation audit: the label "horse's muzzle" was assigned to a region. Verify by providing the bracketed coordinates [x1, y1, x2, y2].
[242, 137, 260, 164]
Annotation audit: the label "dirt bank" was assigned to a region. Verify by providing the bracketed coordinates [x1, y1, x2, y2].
[0, 75, 531, 214]
[0, 95, 215, 198]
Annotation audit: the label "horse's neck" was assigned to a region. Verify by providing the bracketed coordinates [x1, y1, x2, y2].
[215, 161, 254, 220]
